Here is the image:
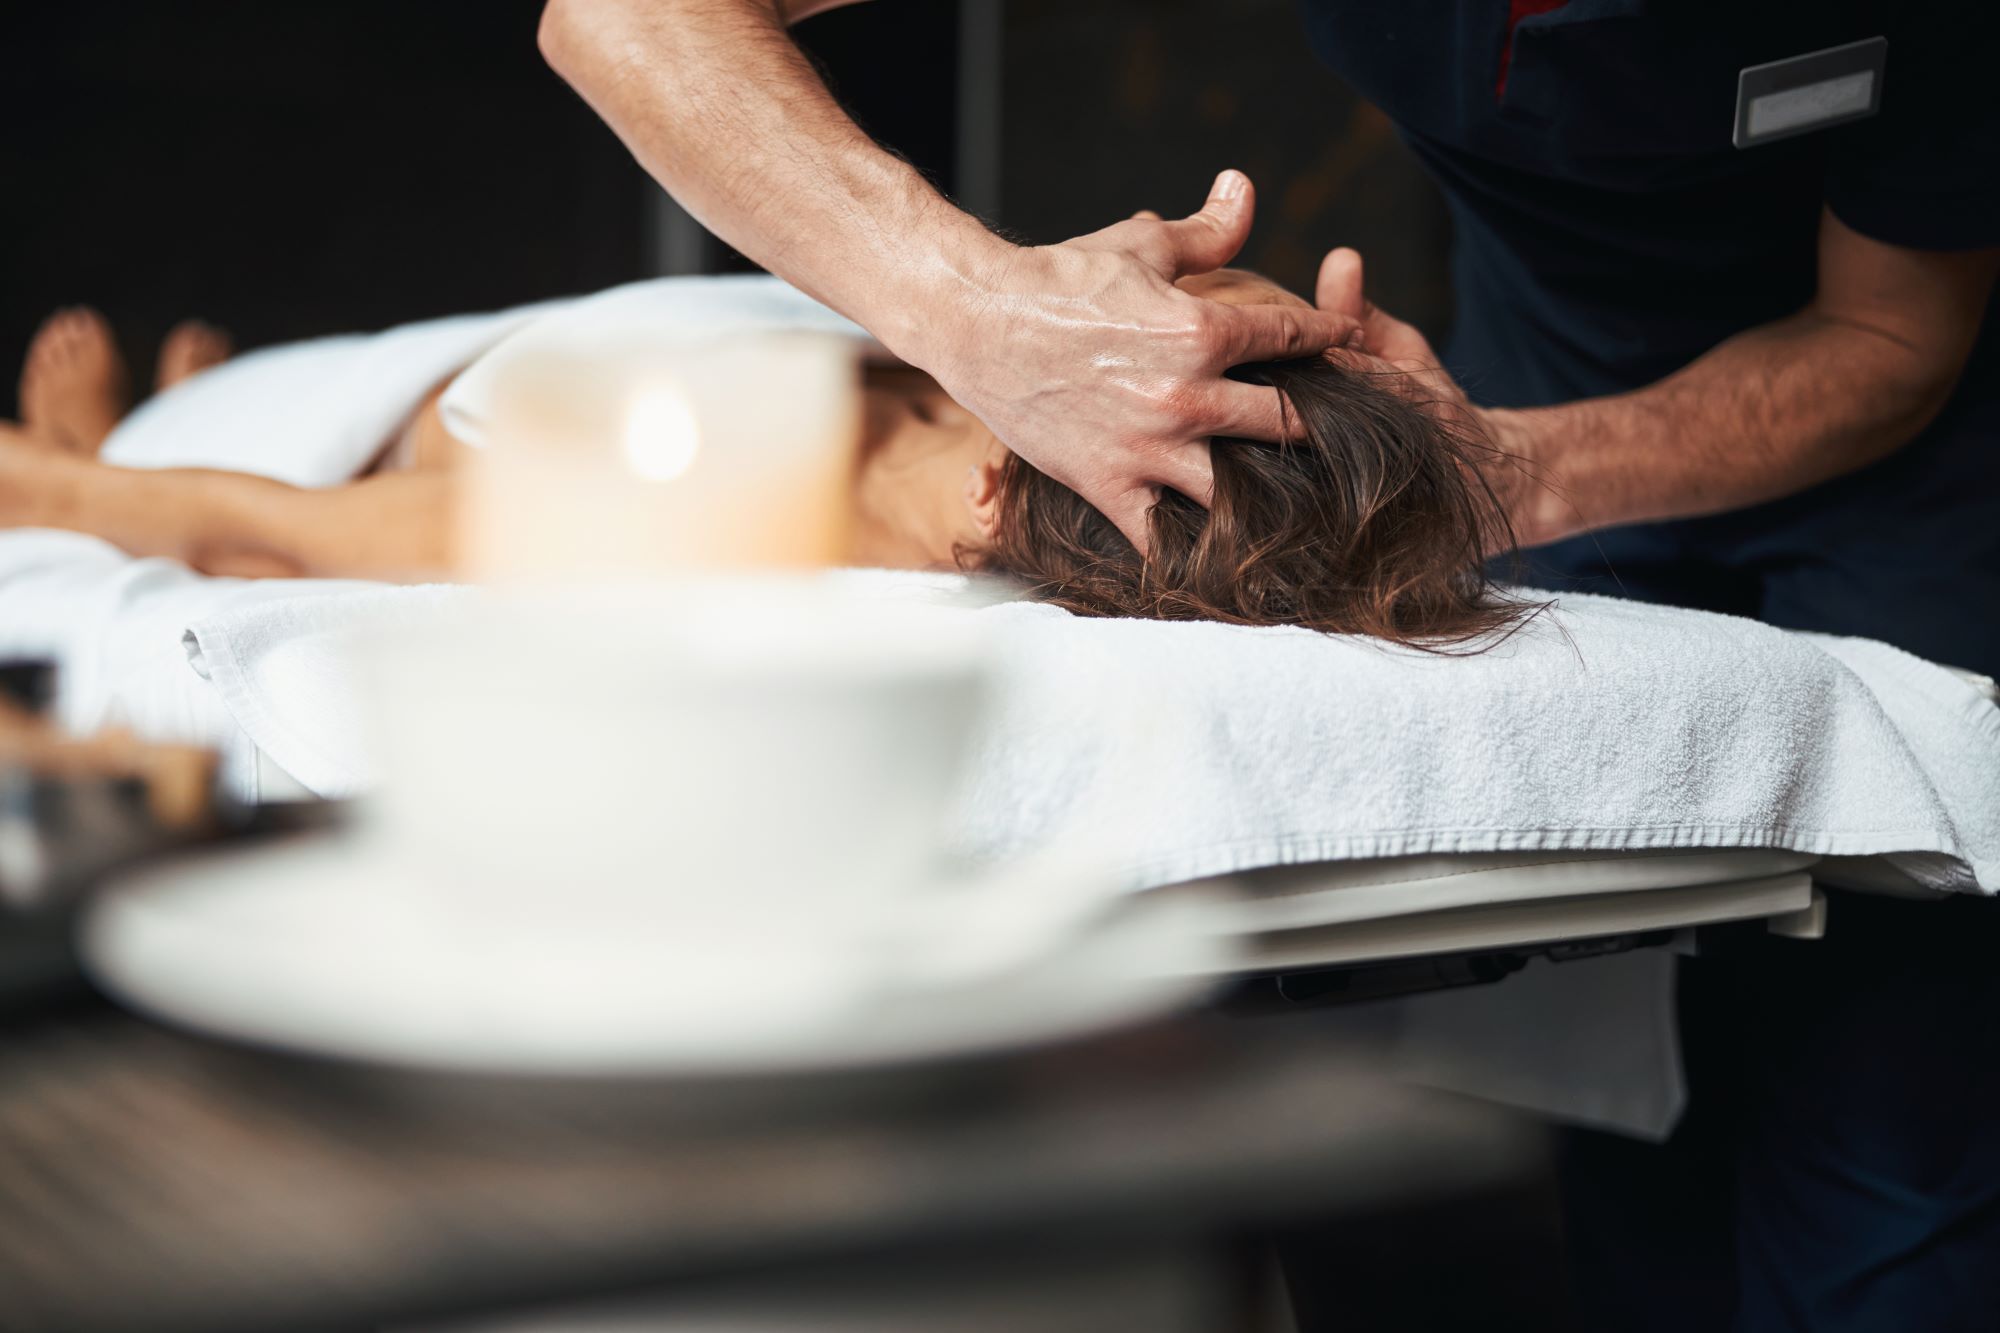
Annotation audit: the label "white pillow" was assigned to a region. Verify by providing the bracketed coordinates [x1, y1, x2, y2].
[99, 308, 545, 488]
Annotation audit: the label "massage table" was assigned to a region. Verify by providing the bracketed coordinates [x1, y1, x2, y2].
[8, 528, 1994, 967]
[230, 674, 1990, 988]
[246, 750, 1821, 964]
[250, 742, 1836, 982]
[220, 737, 1949, 1135]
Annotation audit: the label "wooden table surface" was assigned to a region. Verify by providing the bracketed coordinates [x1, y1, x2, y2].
[0, 993, 1534, 1333]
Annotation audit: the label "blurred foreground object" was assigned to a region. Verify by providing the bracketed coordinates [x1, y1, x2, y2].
[83, 585, 1225, 1076]
[0, 658, 220, 911]
[0, 1001, 1540, 1333]
[456, 328, 861, 580]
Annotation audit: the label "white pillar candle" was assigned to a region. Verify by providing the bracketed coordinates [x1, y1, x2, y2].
[456, 330, 861, 581]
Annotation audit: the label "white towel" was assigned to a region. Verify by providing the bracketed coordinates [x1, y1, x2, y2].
[99, 306, 558, 487]
[182, 579, 2000, 895]
[0, 529, 381, 796]
[964, 591, 1999, 895]
[95, 276, 866, 488]
[439, 274, 870, 446]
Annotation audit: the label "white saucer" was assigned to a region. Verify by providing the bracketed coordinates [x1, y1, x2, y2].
[82, 834, 1236, 1078]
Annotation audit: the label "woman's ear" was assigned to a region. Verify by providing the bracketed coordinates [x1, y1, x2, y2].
[964, 440, 1009, 543]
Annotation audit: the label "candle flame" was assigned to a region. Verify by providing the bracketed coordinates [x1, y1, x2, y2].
[622, 386, 701, 482]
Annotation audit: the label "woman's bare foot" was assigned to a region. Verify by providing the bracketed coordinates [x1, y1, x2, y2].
[156, 319, 233, 392]
[19, 307, 129, 456]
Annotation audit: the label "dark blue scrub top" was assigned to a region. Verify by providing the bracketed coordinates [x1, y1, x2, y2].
[1295, 0, 1999, 405]
[1294, 0, 2000, 670]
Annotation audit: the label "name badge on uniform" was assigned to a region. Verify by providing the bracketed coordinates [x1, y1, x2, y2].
[1733, 37, 1887, 149]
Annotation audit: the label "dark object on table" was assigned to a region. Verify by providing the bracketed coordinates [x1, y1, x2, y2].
[0, 659, 58, 716]
[0, 658, 348, 1013]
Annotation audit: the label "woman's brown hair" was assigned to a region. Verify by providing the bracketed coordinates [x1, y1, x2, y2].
[975, 356, 1535, 650]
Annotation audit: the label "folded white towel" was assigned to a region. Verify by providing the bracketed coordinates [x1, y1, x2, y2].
[99, 306, 556, 487]
[969, 591, 1999, 895]
[96, 275, 867, 489]
[439, 274, 870, 447]
[182, 578, 2000, 895]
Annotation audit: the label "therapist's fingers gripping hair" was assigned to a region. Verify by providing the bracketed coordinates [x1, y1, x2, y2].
[975, 354, 1539, 651]
[1206, 378, 1304, 446]
[1151, 440, 1216, 511]
[1025, 175, 1361, 551]
[1147, 176, 1364, 376]
[1196, 296, 1369, 449]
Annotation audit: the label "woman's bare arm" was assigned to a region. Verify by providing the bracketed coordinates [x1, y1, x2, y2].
[0, 430, 452, 580]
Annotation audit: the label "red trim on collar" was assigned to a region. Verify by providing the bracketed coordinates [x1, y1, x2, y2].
[1497, 0, 1571, 99]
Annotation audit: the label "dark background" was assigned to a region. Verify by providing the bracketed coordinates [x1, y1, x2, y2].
[0, 0, 645, 413]
[1000, 0, 1451, 324]
[0, 0, 1452, 419]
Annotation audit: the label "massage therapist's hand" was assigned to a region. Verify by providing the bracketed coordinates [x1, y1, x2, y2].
[927, 171, 1361, 552]
[1314, 245, 1576, 552]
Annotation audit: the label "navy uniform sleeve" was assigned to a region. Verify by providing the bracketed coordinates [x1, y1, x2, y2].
[1824, 9, 2000, 252]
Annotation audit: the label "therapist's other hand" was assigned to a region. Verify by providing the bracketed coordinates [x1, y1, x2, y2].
[932, 171, 1361, 553]
[1314, 245, 1472, 415]
[1314, 245, 1569, 552]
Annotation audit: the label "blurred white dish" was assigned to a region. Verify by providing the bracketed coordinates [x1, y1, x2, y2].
[352, 581, 997, 939]
[81, 835, 1232, 1077]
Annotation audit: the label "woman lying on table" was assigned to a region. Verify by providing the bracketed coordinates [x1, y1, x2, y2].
[0, 266, 1531, 649]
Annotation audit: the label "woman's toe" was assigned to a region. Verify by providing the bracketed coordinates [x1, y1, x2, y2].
[156, 319, 234, 390]
[53, 309, 89, 351]
[16, 306, 126, 455]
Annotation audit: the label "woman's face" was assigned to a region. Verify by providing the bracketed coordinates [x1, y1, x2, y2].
[847, 366, 1013, 570]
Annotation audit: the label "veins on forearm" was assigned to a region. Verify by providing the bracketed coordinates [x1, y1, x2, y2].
[1512, 310, 1957, 536]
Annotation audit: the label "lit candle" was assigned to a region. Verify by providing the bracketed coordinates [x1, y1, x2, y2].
[455, 330, 861, 581]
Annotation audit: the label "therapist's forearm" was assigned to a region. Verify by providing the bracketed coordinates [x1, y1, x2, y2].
[537, 0, 1002, 359]
[1484, 310, 1964, 547]
[1481, 212, 1999, 548]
